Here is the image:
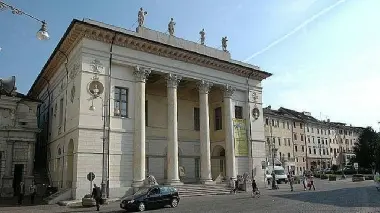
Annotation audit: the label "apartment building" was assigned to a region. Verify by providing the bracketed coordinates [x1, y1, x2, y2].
[264, 106, 363, 172]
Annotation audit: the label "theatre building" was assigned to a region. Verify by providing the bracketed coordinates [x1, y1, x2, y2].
[28, 18, 272, 200]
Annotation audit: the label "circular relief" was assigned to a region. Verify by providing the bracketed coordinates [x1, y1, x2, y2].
[88, 80, 104, 97]
[252, 107, 260, 120]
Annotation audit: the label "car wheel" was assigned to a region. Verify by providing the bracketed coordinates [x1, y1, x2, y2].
[171, 198, 179, 208]
[138, 202, 146, 212]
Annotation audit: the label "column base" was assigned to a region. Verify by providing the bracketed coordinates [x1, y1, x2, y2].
[165, 179, 184, 186]
[200, 179, 215, 185]
[132, 180, 144, 188]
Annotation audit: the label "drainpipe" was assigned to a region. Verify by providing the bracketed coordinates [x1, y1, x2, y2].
[246, 70, 254, 179]
[103, 33, 117, 199]
[304, 123, 308, 171]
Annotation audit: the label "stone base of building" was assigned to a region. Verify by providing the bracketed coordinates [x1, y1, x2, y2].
[200, 179, 215, 185]
[1, 176, 34, 197]
[164, 180, 184, 186]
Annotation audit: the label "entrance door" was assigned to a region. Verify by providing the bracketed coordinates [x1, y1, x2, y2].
[13, 164, 24, 192]
[195, 158, 200, 180]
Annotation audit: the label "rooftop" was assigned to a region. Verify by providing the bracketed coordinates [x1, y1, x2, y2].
[28, 19, 272, 97]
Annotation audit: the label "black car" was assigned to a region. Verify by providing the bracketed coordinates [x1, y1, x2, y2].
[120, 185, 180, 212]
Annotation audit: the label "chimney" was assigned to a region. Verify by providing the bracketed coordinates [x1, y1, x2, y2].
[303, 111, 311, 116]
[267, 105, 271, 109]
[327, 119, 330, 122]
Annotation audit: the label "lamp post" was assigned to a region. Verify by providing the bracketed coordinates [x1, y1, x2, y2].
[318, 143, 323, 170]
[0, 1, 49, 40]
[269, 122, 277, 189]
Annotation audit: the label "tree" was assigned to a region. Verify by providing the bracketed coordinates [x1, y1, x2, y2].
[353, 127, 380, 169]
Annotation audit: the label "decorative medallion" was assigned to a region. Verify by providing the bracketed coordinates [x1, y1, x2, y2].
[90, 59, 103, 73]
[88, 80, 104, 98]
[252, 107, 260, 120]
[70, 85, 76, 103]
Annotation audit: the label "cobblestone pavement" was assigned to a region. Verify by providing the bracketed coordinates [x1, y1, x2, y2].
[1, 179, 379, 213]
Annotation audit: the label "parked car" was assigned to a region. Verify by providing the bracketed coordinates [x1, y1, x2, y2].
[120, 186, 180, 212]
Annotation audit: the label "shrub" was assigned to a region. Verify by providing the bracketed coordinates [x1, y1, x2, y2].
[365, 175, 374, 180]
[328, 175, 337, 181]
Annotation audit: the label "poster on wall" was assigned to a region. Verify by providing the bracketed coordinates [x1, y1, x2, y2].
[233, 119, 248, 156]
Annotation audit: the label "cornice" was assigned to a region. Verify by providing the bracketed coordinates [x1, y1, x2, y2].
[29, 19, 271, 97]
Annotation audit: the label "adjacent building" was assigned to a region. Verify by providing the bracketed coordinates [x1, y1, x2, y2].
[27, 19, 271, 200]
[0, 91, 40, 197]
[263, 106, 362, 173]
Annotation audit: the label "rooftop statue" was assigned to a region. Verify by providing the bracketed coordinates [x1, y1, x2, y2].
[199, 28, 205, 45]
[138, 7, 148, 27]
[168, 18, 176, 36]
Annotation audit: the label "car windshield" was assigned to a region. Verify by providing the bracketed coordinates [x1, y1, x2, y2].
[274, 170, 285, 175]
[133, 188, 150, 196]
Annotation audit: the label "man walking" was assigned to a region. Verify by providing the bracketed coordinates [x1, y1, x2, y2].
[288, 172, 294, 192]
[17, 181, 25, 205]
[92, 184, 102, 211]
[29, 181, 37, 204]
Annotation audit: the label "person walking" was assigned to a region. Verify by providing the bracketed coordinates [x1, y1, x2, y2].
[29, 181, 37, 204]
[288, 172, 294, 192]
[302, 174, 307, 191]
[17, 181, 25, 205]
[92, 184, 102, 211]
[308, 175, 316, 190]
[251, 179, 260, 197]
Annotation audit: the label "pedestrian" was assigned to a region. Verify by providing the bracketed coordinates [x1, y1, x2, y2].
[92, 184, 102, 211]
[302, 174, 307, 191]
[17, 181, 25, 205]
[308, 175, 316, 190]
[29, 181, 37, 204]
[251, 179, 260, 197]
[288, 173, 294, 192]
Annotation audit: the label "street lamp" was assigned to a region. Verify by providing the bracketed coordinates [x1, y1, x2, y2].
[0, 1, 49, 40]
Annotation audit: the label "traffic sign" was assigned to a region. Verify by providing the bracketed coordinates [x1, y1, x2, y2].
[354, 163, 359, 170]
[87, 172, 95, 181]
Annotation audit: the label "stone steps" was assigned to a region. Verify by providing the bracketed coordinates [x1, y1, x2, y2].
[175, 184, 232, 197]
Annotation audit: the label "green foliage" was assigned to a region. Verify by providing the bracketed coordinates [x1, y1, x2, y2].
[354, 127, 380, 170]
[328, 175, 337, 181]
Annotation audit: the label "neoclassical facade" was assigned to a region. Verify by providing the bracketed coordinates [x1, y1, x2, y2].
[28, 19, 271, 200]
[0, 91, 40, 197]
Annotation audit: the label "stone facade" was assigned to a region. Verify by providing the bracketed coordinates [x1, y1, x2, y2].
[0, 92, 40, 197]
[27, 19, 271, 200]
[263, 106, 363, 173]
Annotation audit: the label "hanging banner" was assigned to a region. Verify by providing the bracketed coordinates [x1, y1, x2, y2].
[233, 119, 248, 156]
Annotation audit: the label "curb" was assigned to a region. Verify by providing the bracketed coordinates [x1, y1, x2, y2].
[58, 198, 120, 207]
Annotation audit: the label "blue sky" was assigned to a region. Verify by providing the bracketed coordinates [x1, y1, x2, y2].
[1, 0, 379, 128]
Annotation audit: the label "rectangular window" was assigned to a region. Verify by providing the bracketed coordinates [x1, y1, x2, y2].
[282, 122, 285, 129]
[300, 123, 303, 129]
[302, 146, 305, 152]
[278, 138, 281, 146]
[114, 87, 128, 117]
[293, 122, 296, 128]
[265, 118, 269, 125]
[295, 146, 298, 152]
[300, 135, 304, 141]
[284, 138, 287, 146]
[288, 139, 291, 146]
[309, 147, 311, 154]
[234, 106, 243, 119]
[59, 98, 64, 125]
[214, 107, 222, 130]
[194, 107, 200, 131]
[293, 133, 297, 140]
[314, 148, 316, 154]
[287, 122, 290, 129]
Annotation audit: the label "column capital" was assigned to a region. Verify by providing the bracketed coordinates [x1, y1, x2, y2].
[166, 73, 182, 88]
[197, 80, 213, 94]
[133, 66, 151, 83]
[222, 84, 235, 98]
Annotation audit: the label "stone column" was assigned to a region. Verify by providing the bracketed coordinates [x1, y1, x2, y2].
[223, 85, 236, 180]
[27, 142, 35, 176]
[165, 73, 182, 185]
[132, 67, 151, 187]
[197, 80, 213, 184]
[5, 141, 13, 177]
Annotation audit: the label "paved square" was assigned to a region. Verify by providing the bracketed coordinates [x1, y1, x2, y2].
[1, 179, 379, 213]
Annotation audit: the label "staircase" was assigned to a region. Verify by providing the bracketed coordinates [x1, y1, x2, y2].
[175, 184, 231, 197]
[43, 188, 72, 204]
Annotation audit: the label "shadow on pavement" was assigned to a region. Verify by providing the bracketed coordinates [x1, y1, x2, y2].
[272, 186, 380, 208]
